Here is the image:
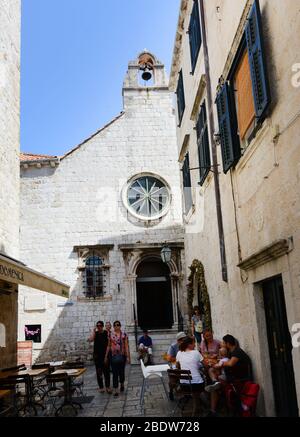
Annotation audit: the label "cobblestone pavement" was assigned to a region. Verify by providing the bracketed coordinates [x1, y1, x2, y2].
[43, 365, 211, 417]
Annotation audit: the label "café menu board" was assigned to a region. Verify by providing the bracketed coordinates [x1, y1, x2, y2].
[17, 341, 33, 367]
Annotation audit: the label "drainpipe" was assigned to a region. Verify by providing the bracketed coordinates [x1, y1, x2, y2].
[199, 0, 228, 282]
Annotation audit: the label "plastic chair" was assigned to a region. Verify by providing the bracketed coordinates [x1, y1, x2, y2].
[226, 381, 260, 417]
[139, 359, 168, 410]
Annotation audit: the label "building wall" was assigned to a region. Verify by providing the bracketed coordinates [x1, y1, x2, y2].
[19, 61, 185, 362]
[0, 0, 21, 367]
[172, 0, 300, 416]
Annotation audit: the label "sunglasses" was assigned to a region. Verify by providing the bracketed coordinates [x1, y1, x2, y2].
[97, 324, 103, 327]
[114, 323, 121, 327]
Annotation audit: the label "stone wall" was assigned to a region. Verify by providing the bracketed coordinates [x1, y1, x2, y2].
[171, 0, 300, 416]
[19, 58, 185, 363]
[0, 0, 20, 367]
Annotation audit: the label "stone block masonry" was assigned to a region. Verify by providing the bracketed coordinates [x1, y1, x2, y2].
[19, 52, 186, 363]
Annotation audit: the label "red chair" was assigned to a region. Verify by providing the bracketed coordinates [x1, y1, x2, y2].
[225, 381, 260, 417]
[239, 381, 260, 417]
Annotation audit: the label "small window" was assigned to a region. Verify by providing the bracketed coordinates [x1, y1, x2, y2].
[83, 255, 105, 298]
[196, 101, 211, 185]
[182, 153, 193, 213]
[176, 70, 186, 126]
[25, 325, 41, 343]
[189, 0, 202, 73]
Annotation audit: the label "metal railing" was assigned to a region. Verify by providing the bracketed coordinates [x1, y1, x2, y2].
[177, 302, 184, 333]
[133, 303, 138, 351]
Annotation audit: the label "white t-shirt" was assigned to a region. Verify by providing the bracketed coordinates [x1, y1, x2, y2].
[176, 350, 204, 384]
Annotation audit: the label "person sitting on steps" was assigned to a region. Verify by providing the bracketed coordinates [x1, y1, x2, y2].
[138, 329, 153, 365]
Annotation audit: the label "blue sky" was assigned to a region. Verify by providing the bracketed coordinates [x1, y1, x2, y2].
[21, 0, 180, 156]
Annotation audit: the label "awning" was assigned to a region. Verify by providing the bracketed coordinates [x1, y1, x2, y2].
[0, 253, 69, 298]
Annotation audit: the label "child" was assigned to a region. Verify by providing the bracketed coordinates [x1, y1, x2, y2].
[191, 306, 204, 345]
[205, 347, 229, 392]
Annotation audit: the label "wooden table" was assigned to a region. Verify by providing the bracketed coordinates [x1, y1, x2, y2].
[51, 368, 86, 377]
[0, 389, 11, 399]
[50, 368, 86, 415]
[0, 368, 49, 415]
[48, 361, 65, 368]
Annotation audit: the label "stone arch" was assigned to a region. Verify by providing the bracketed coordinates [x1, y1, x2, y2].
[137, 51, 157, 66]
[129, 251, 179, 278]
[124, 248, 180, 330]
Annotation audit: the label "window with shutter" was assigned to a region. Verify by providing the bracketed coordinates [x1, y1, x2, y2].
[234, 49, 256, 140]
[189, 0, 202, 73]
[196, 101, 211, 185]
[216, 83, 240, 173]
[182, 153, 193, 213]
[176, 70, 186, 126]
[245, 0, 270, 119]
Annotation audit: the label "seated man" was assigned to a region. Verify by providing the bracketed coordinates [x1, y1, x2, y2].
[138, 330, 153, 365]
[205, 334, 252, 417]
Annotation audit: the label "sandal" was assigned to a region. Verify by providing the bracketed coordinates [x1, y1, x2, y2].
[98, 388, 105, 393]
[106, 388, 112, 394]
[113, 391, 119, 397]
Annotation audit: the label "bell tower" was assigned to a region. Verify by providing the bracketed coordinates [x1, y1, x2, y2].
[122, 51, 169, 109]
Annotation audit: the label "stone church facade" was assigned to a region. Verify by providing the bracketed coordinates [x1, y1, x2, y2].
[18, 52, 186, 363]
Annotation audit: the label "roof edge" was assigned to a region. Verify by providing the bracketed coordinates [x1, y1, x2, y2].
[169, 0, 188, 91]
[61, 112, 125, 161]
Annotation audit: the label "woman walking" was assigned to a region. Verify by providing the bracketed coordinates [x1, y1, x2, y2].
[109, 321, 130, 397]
[88, 320, 112, 393]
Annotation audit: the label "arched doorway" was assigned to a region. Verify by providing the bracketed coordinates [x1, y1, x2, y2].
[136, 257, 173, 330]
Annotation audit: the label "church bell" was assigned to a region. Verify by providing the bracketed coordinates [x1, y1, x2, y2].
[141, 64, 153, 82]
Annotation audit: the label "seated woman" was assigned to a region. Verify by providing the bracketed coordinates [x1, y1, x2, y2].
[176, 336, 205, 392]
[200, 329, 221, 364]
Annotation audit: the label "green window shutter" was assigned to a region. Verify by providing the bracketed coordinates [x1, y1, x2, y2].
[182, 153, 193, 213]
[216, 82, 240, 173]
[245, 0, 270, 119]
[176, 70, 186, 125]
[189, 0, 202, 73]
[197, 102, 211, 185]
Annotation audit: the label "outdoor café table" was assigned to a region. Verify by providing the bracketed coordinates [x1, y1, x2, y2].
[0, 368, 48, 415]
[51, 368, 87, 414]
[0, 389, 11, 399]
[48, 361, 65, 368]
